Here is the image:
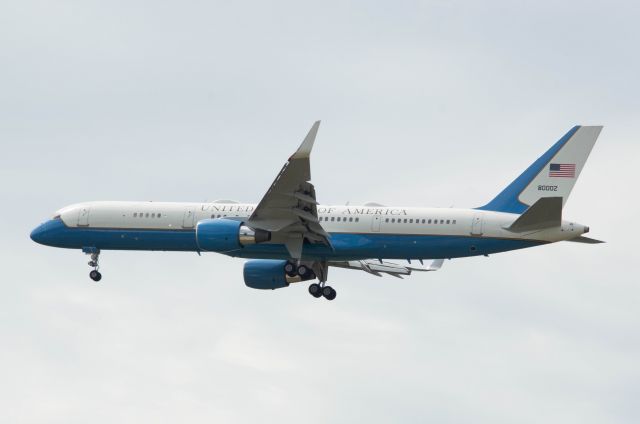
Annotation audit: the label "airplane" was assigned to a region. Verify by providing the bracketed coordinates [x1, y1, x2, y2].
[30, 122, 604, 300]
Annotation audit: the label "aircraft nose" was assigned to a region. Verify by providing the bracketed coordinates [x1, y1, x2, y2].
[30, 223, 47, 244]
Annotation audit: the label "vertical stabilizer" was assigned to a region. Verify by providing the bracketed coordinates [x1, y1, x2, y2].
[479, 126, 602, 214]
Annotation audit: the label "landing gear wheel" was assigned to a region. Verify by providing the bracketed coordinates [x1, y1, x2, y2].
[284, 262, 296, 277]
[89, 270, 102, 282]
[308, 283, 322, 298]
[297, 265, 309, 277]
[322, 286, 336, 301]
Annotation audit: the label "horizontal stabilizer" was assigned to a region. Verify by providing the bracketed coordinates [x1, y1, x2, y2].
[567, 235, 605, 244]
[507, 197, 562, 232]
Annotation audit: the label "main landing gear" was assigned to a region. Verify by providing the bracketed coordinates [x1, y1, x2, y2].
[308, 283, 336, 301]
[284, 261, 316, 280]
[285, 260, 336, 301]
[86, 250, 102, 282]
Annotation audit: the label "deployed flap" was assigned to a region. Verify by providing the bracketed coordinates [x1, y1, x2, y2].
[247, 121, 330, 259]
[507, 196, 562, 232]
[329, 259, 444, 278]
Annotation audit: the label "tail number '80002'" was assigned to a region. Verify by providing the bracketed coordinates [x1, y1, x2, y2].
[538, 185, 558, 191]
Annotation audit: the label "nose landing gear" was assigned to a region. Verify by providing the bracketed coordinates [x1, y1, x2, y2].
[85, 250, 102, 282]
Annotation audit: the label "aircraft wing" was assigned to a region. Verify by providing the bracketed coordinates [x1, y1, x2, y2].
[329, 259, 445, 278]
[247, 121, 330, 258]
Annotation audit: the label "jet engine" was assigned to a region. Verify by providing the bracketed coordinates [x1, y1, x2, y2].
[243, 259, 317, 290]
[196, 218, 270, 252]
[243, 259, 291, 289]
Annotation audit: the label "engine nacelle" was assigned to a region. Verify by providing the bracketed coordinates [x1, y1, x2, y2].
[243, 259, 291, 290]
[196, 219, 270, 252]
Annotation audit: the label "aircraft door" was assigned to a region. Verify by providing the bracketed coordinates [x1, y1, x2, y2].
[77, 206, 90, 226]
[182, 207, 196, 228]
[371, 215, 381, 232]
[470, 213, 483, 236]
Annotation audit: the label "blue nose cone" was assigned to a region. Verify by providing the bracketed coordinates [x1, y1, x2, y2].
[31, 219, 64, 246]
[30, 222, 48, 244]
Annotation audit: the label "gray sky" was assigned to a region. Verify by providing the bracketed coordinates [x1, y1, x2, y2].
[1, 0, 639, 423]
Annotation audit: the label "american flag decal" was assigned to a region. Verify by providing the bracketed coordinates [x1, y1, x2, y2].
[549, 163, 576, 178]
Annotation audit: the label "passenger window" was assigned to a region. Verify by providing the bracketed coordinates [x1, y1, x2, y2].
[349, 217, 353, 222]
[331, 217, 335, 222]
[355, 217, 359, 222]
[428, 219, 432, 224]
[385, 218, 389, 223]
[145, 213, 149, 218]
[446, 219, 450, 224]
[403, 219, 407, 223]
[158, 214, 162, 218]
[391, 218, 395, 223]
[151, 213, 155, 218]
[453, 219, 456, 224]
[422, 219, 425, 224]
[440, 219, 444, 224]
[133, 213, 137, 217]
[409, 219, 413, 223]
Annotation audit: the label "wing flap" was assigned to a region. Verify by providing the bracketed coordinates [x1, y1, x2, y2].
[329, 259, 445, 277]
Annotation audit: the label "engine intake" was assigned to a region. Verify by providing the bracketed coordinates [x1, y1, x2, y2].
[196, 219, 271, 252]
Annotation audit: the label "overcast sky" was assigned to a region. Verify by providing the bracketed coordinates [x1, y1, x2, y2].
[1, 0, 639, 423]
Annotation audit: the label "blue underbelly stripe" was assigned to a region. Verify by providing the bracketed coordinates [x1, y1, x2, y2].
[38, 220, 543, 260]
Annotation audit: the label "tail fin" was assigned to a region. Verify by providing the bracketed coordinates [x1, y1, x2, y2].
[478, 126, 602, 214]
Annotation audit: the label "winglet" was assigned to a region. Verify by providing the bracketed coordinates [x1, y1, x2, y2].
[290, 121, 320, 160]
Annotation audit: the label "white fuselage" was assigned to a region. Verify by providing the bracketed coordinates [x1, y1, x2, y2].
[55, 201, 587, 244]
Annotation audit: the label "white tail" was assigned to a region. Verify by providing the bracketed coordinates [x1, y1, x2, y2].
[479, 126, 602, 214]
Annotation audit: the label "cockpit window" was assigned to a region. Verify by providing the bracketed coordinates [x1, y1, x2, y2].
[53, 214, 61, 219]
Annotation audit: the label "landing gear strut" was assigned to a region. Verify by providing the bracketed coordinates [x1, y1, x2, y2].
[86, 250, 102, 282]
[287, 260, 336, 300]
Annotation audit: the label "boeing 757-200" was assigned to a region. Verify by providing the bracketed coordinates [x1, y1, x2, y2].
[31, 123, 603, 300]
